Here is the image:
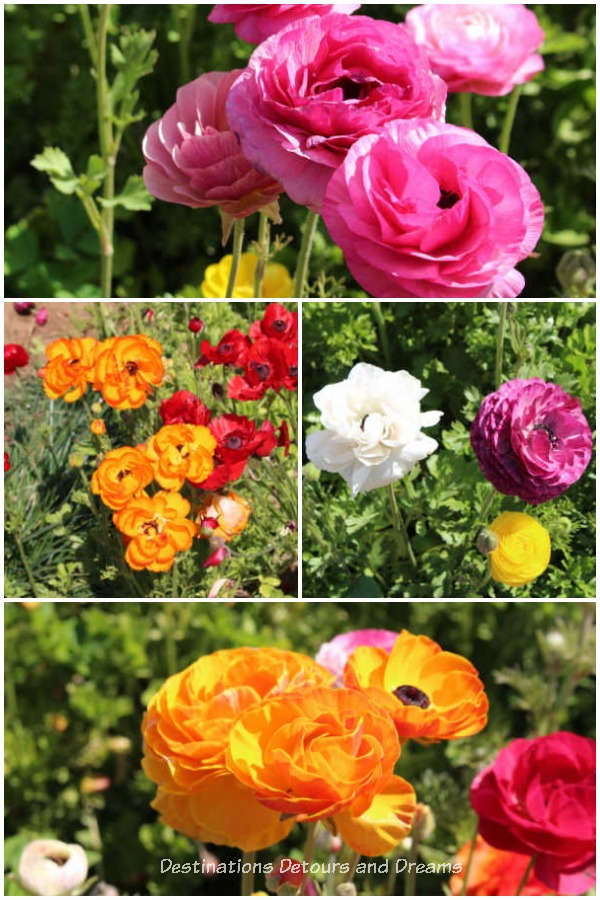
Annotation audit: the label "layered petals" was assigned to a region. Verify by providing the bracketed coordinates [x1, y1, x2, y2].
[93, 335, 164, 409]
[91, 446, 155, 511]
[38, 337, 97, 401]
[146, 424, 216, 490]
[113, 491, 196, 572]
[333, 775, 416, 856]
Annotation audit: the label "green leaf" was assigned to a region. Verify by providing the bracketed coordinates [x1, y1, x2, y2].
[110, 28, 157, 126]
[345, 575, 383, 598]
[79, 154, 106, 195]
[31, 146, 78, 194]
[97, 175, 152, 211]
[542, 228, 590, 247]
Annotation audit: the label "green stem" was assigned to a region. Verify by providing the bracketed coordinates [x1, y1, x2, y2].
[372, 301, 392, 368]
[294, 210, 319, 297]
[515, 855, 537, 896]
[299, 821, 319, 895]
[96, 5, 115, 297]
[498, 85, 522, 155]
[479, 484, 497, 525]
[459, 818, 479, 895]
[226, 218, 245, 297]
[347, 851, 361, 883]
[387, 483, 417, 569]
[458, 92, 473, 130]
[386, 852, 399, 895]
[253, 212, 270, 297]
[79, 4, 98, 68]
[14, 532, 38, 598]
[241, 851, 256, 896]
[178, 4, 197, 85]
[494, 302, 508, 389]
[404, 836, 419, 896]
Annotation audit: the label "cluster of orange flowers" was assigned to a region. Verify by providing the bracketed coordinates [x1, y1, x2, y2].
[141, 631, 488, 855]
[39, 334, 164, 408]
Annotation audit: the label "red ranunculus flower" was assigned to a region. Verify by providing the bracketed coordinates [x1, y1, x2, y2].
[249, 303, 298, 342]
[5, 343, 30, 375]
[277, 421, 291, 457]
[227, 338, 286, 401]
[470, 732, 595, 895]
[254, 421, 278, 457]
[209, 414, 265, 461]
[200, 329, 252, 367]
[193, 457, 248, 491]
[281, 341, 298, 391]
[159, 390, 211, 426]
[188, 317, 204, 334]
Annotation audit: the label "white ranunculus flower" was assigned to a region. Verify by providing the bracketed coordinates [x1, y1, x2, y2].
[305, 363, 442, 496]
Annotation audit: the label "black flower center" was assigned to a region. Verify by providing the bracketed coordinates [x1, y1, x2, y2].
[533, 423, 560, 449]
[142, 519, 159, 536]
[219, 343, 233, 355]
[393, 684, 431, 709]
[272, 319, 287, 332]
[252, 362, 271, 380]
[125, 360, 138, 375]
[437, 188, 460, 210]
[116, 469, 130, 482]
[289, 365, 298, 378]
[226, 435, 243, 450]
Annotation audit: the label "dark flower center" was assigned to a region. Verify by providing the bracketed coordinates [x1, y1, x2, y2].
[142, 519, 159, 536]
[219, 343, 233, 355]
[116, 469, 130, 482]
[252, 362, 271, 380]
[437, 188, 460, 210]
[393, 684, 431, 709]
[272, 319, 287, 332]
[226, 435, 243, 450]
[69, 358, 80, 366]
[125, 360, 138, 375]
[289, 366, 298, 378]
[533, 423, 560, 449]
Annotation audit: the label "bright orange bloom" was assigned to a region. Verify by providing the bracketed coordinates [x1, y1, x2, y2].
[451, 835, 558, 896]
[91, 447, 155, 510]
[142, 647, 334, 850]
[343, 630, 488, 742]
[93, 335, 164, 409]
[113, 491, 196, 572]
[38, 337, 98, 402]
[146, 424, 216, 490]
[196, 491, 251, 541]
[90, 418, 106, 435]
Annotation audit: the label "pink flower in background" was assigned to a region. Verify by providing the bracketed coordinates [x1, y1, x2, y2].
[470, 378, 592, 504]
[203, 545, 231, 568]
[405, 4, 544, 96]
[208, 4, 361, 44]
[470, 732, 595, 894]
[321, 118, 544, 298]
[35, 306, 48, 326]
[316, 629, 399, 681]
[227, 14, 446, 211]
[13, 302, 35, 314]
[142, 71, 281, 218]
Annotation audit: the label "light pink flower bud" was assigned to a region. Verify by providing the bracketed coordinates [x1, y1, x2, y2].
[18, 839, 88, 896]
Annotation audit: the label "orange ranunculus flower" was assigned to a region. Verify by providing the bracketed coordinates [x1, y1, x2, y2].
[142, 647, 334, 851]
[91, 447, 155, 510]
[93, 335, 164, 409]
[90, 418, 106, 435]
[332, 774, 416, 856]
[146, 424, 216, 490]
[196, 491, 252, 541]
[38, 337, 98, 402]
[113, 491, 196, 571]
[343, 630, 488, 742]
[450, 835, 558, 896]
[226, 687, 400, 822]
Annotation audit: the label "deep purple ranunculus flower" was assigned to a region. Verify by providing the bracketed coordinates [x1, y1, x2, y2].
[470, 378, 592, 504]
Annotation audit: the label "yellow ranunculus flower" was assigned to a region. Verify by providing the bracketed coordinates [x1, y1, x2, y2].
[489, 512, 551, 587]
[202, 252, 293, 298]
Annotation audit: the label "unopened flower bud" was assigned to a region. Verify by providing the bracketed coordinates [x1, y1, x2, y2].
[188, 316, 204, 333]
[106, 736, 132, 754]
[335, 883, 357, 896]
[411, 802, 436, 843]
[475, 527, 499, 555]
[18, 839, 88, 896]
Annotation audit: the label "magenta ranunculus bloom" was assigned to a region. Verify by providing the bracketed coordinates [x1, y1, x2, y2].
[470, 378, 592, 504]
[208, 4, 361, 44]
[321, 118, 544, 298]
[315, 629, 399, 681]
[226, 14, 446, 211]
[142, 71, 282, 218]
[405, 4, 544, 96]
[470, 732, 596, 894]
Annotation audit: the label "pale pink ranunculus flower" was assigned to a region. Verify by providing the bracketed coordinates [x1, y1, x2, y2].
[405, 4, 544, 96]
[315, 629, 399, 681]
[208, 4, 361, 44]
[142, 71, 282, 219]
[226, 14, 447, 211]
[18, 839, 88, 896]
[321, 118, 544, 298]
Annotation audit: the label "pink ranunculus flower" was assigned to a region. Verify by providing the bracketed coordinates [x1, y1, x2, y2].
[226, 14, 447, 211]
[405, 4, 544, 96]
[321, 118, 544, 298]
[316, 629, 399, 681]
[208, 4, 361, 44]
[142, 71, 282, 221]
[470, 378, 593, 504]
[470, 732, 596, 895]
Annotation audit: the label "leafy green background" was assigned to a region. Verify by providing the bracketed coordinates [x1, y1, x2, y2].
[4, 601, 595, 896]
[4, 301, 297, 599]
[4, 4, 595, 298]
[303, 301, 596, 598]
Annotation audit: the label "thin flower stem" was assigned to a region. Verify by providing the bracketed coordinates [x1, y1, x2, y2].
[386, 852, 399, 895]
[515, 855, 537, 896]
[498, 85, 522, 156]
[241, 851, 256, 896]
[253, 212, 270, 297]
[372, 301, 392, 368]
[347, 851, 361, 883]
[494, 302, 508, 389]
[294, 210, 320, 297]
[226, 218, 245, 297]
[14, 531, 38, 598]
[299, 821, 319, 895]
[458, 92, 473, 130]
[404, 837, 418, 896]
[480, 484, 497, 525]
[387, 483, 417, 569]
[178, 3, 197, 85]
[459, 818, 479, 895]
[79, 4, 98, 67]
[96, 5, 115, 297]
